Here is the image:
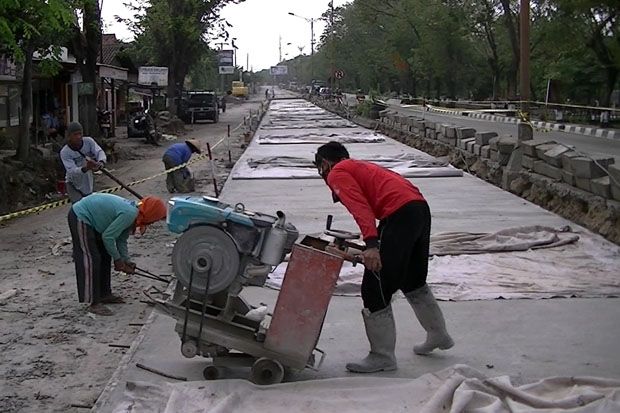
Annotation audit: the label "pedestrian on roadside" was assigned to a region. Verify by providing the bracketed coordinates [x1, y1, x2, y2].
[162, 139, 201, 193]
[59, 122, 107, 203]
[265, 88, 270, 100]
[314, 141, 453, 373]
[68, 193, 167, 316]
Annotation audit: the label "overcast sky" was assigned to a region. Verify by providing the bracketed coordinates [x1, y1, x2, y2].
[101, 0, 350, 71]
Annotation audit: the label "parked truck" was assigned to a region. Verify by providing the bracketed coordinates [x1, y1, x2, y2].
[231, 81, 249, 99]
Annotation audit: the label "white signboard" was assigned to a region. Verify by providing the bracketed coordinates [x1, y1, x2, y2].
[217, 50, 234, 66]
[270, 65, 288, 76]
[219, 66, 235, 75]
[138, 66, 169, 86]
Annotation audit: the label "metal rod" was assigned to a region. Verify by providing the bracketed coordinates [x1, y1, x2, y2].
[133, 270, 168, 284]
[206, 142, 219, 197]
[181, 267, 194, 344]
[197, 268, 211, 344]
[136, 363, 188, 381]
[108, 344, 131, 349]
[227, 124, 232, 163]
[135, 266, 170, 279]
[78, 150, 143, 200]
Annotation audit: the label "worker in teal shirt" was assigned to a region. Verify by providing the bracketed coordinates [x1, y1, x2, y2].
[68, 193, 166, 316]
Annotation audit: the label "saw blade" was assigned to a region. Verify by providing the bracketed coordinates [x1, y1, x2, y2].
[172, 226, 240, 296]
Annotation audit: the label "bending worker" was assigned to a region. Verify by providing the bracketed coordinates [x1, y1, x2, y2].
[68, 193, 166, 316]
[314, 141, 453, 373]
[162, 139, 201, 193]
[60, 121, 107, 203]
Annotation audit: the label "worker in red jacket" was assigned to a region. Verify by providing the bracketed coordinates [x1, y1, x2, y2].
[314, 141, 453, 373]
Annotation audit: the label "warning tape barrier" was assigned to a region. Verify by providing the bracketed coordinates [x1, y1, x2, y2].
[0, 127, 243, 224]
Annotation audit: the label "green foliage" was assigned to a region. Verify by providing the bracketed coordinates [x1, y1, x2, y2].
[282, 0, 619, 105]
[120, 0, 243, 99]
[0, 0, 73, 63]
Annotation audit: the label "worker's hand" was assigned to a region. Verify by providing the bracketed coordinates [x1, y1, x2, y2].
[94, 161, 104, 171]
[85, 159, 99, 171]
[125, 261, 136, 274]
[114, 260, 135, 274]
[361, 248, 382, 272]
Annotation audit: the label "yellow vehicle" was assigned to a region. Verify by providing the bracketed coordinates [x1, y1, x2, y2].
[231, 81, 249, 99]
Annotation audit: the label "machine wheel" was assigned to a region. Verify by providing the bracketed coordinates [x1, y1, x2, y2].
[172, 226, 240, 296]
[250, 358, 284, 385]
[181, 340, 198, 358]
[203, 365, 221, 380]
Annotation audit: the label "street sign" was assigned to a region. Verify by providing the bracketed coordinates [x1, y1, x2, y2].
[270, 65, 288, 76]
[217, 50, 234, 66]
[218, 66, 235, 75]
[334, 69, 345, 79]
[138, 66, 168, 86]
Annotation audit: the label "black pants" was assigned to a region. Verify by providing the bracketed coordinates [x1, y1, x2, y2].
[361, 201, 431, 312]
[68, 208, 112, 304]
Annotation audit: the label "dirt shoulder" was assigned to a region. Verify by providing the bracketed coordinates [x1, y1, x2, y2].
[0, 97, 264, 412]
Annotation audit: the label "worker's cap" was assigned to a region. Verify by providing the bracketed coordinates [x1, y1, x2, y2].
[135, 196, 167, 235]
[186, 139, 202, 154]
[67, 122, 83, 135]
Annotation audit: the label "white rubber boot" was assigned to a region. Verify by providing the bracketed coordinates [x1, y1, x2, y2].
[406, 285, 454, 355]
[346, 306, 397, 373]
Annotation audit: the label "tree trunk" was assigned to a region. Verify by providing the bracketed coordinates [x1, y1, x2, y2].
[499, 0, 519, 98]
[72, 0, 101, 139]
[16, 44, 35, 162]
[167, 67, 177, 114]
[602, 67, 618, 107]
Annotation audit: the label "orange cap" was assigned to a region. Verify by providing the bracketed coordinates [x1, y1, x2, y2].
[135, 196, 166, 234]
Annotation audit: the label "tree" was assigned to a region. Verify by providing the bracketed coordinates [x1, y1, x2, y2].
[560, 1, 619, 106]
[70, 0, 102, 138]
[0, 0, 73, 161]
[123, 0, 243, 113]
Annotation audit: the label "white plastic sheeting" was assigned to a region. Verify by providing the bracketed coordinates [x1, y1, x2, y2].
[112, 364, 620, 413]
[258, 131, 386, 144]
[266, 227, 620, 300]
[232, 153, 463, 180]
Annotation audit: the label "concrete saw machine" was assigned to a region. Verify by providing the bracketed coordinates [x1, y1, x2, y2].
[151, 195, 348, 384]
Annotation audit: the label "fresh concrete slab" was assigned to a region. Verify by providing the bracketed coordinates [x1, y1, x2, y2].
[95, 292, 620, 412]
[94, 97, 620, 411]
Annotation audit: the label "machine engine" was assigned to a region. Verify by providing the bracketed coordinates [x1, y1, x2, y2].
[167, 196, 299, 299]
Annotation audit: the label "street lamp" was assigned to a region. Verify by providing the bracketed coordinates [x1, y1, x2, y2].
[287, 12, 316, 57]
[288, 11, 318, 81]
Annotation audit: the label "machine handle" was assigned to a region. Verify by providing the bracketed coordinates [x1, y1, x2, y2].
[308, 348, 327, 371]
[325, 246, 361, 266]
[326, 215, 333, 230]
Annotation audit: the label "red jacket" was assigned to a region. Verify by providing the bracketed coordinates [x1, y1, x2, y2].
[327, 159, 426, 247]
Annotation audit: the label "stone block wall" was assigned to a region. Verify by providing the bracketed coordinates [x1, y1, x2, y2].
[374, 110, 620, 244]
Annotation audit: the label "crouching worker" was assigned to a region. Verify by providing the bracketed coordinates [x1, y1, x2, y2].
[68, 193, 167, 316]
[162, 139, 202, 193]
[314, 141, 453, 373]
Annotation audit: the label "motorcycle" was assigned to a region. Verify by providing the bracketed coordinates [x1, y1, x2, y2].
[97, 109, 111, 138]
[356, 89, 366, 103]
[127, 109, 160, 146]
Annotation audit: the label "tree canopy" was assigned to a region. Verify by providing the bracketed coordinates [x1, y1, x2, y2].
[281, 0, 619, 106]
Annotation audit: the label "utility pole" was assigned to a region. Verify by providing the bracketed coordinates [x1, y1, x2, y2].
[278, 35, 282, 63]
[517, 0, 532, 142]
[329, 1, 335, 92]
[519, 0, 530, 118]
[288, 12, 316, 82]
[216, 42, 225, 94]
